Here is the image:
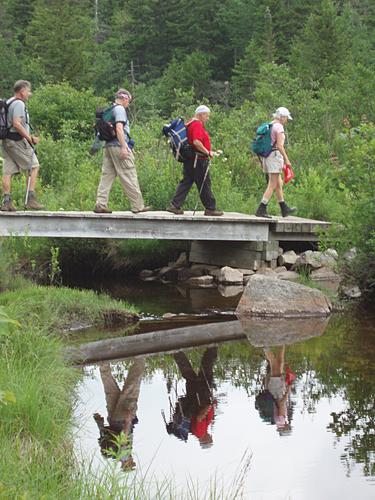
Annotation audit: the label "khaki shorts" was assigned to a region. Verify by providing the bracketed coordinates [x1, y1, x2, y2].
[262, 150, 284, 174]
[1, 139, 39, 175]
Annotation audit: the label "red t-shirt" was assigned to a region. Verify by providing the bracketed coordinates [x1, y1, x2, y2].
[187, 119, 211, 153]
[191, 405, 214, 438]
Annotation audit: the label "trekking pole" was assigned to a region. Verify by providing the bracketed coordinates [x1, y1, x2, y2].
[24, 144, 36, 208]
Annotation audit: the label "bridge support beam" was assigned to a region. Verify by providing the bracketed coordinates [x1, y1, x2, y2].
[189, 240, 280, 270]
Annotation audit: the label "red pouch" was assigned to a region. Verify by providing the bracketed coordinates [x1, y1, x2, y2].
[283, 164, 295, 184]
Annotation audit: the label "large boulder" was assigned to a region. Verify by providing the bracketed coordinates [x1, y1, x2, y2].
[236, 275, 332, 318]
[218, 266, 243, 284]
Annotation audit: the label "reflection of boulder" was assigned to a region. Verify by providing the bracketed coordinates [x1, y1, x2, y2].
[236, 275, 332, 318]
[238, 316, 330, 347]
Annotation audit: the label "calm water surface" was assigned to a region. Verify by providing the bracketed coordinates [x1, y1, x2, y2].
[73, 280, 375, 499]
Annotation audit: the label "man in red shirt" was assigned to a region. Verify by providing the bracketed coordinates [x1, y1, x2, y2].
[167, 105, 223, 216]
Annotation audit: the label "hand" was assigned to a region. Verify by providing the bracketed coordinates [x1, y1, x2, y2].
[209, 151, 214, 159]
[31, 136, 40, 145]
[120, 146, 129, 160]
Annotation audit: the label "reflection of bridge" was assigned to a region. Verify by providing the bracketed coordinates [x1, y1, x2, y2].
[0, 210, 329, 241]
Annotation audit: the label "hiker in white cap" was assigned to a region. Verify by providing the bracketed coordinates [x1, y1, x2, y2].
[255, 107, 297, 218]
[167, 105, 223, 216]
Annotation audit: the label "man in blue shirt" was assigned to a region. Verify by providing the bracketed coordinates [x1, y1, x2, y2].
[94, 89, 150, 214]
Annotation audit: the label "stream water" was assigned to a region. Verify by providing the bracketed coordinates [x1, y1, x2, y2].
[72, 279, 375, 499]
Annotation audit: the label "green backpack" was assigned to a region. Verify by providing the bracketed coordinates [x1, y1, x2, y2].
[251, 122, 274, 158]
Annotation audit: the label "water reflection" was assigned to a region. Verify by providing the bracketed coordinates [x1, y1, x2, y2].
[76, 313, 375, 497]
[255, 346, 296, 435]
[164, 347, 218, 447]
[93, 358, 146, 470]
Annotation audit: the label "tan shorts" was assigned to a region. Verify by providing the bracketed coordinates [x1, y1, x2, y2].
[1, 139, 39, 175]
[262, 150, 284, 174]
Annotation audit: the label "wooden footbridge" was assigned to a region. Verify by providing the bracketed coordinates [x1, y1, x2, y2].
[0, 210, 330, 269]
[0, 210, 329, 242]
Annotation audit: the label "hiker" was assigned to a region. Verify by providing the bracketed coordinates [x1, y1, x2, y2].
[93, 357, 146, 471]
[166, 105, 223, 216]
[255, 345, 296, 435]
[169, 347, 218, 448]
[255, 107, 296, 218]
[94, 88, 150, 214]
[1, 80, 43, 211]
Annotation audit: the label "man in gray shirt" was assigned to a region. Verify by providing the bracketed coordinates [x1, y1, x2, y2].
[1, 80, 44, 211]
[94, 88, 150, 214]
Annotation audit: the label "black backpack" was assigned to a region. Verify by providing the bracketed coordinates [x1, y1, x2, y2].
[0, 98, 10, 139]
[0, 98, 25, 140]
[95, 103, 124, 141]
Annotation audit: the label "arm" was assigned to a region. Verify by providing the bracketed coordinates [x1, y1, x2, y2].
[12, 117, 38, 145]
[275, 132, 290, 165]
[116, 122, 129, 160]
[193, 139, 211, 157]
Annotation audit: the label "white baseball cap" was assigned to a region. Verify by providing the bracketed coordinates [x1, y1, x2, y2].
[273, 107, 293, 120]
[195, 105, 210, 115]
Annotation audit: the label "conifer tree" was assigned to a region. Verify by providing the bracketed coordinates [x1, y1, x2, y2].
[24, 0, 95, 88]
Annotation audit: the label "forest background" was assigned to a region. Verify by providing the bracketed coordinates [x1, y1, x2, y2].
[0, 0, 374, 299]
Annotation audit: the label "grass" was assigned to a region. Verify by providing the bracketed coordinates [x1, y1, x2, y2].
[0, 284, 138, 332]
[0, 274, 252, 498]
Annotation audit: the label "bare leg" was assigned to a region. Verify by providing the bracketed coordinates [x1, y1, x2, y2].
[2, 174, 11, 194]
[275, 174, 284, 202]
[262, 173, 280, 202]
[26, 166, 40, 192]
[99, 362, 121, 421]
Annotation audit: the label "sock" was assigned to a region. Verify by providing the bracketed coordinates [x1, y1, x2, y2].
[279, 199, 285, 205]
[261, 197, 269, 205]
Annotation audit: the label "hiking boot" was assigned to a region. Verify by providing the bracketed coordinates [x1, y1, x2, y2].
[1, 195, 16, 212]
[131, 206, 151, 214]
[279, 201, 297, 217]
[94, 203, 112, 214]
[25, 193, 44, 210]
[166, 204, 184, 215]
[255, 203, 272, 219]
[204, 209, 224, 216]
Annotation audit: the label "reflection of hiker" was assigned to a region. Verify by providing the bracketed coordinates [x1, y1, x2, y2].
[167, 105, 223, 216]
[1, 80, 44, 211]
[255, 107, 296, 219]
[165, 347, 218, 447]
[93, 357, 146, 471]
[94, 88, 150, 214]
[255, 345, 296, 435]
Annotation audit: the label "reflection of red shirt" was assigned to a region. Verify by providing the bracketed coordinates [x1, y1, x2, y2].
[191, 405, 214, 438]
[187, 119, 211, 152]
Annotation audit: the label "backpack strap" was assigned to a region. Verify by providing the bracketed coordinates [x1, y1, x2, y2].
[6, 98, 29, 141]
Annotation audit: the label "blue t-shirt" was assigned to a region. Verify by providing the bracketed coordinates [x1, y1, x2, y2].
[105, 104, 131, 147]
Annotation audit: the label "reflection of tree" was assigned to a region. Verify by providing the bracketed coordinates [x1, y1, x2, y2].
[105, 314, 374, 478]
[329, 403, 375, 477]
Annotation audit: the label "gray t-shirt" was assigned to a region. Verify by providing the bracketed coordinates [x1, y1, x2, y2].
[105, 104, 130, 147]
[7, 98, 30, 134]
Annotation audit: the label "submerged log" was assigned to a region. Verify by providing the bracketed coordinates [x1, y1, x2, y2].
[65, 320, 245, 364]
